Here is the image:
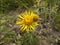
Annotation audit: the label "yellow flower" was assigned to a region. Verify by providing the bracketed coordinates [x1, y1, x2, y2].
[16, 11, 40, 32]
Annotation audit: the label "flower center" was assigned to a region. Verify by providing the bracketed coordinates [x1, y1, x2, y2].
[33, 15, 39, 21]
[24, 16, 33, 25]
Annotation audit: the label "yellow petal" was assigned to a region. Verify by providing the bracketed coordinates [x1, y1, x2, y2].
[23, 25, 27, 31]
[18, 15, 24, 19]
[35, 22, 39, 26]
[21, 24, 25, 30]
[16, 20, 24, 24]
[16, 21, 22, 24]
[30, 25, 34, 30]
[26, 27, 29, 32]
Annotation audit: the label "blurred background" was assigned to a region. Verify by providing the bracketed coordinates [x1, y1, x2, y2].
[0, 0, 60, 45]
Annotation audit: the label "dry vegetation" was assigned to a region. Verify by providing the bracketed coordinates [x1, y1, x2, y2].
[0, 0, 60, 45]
